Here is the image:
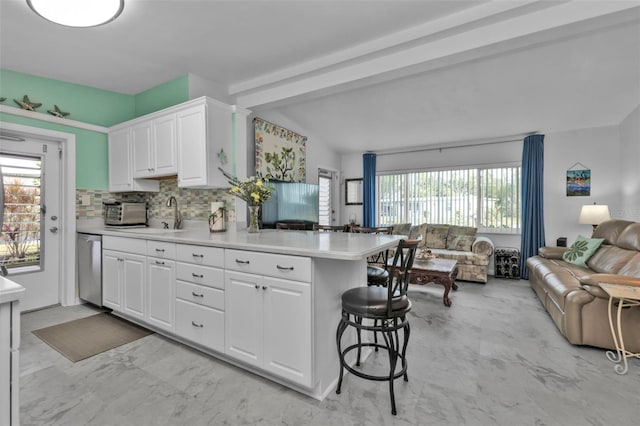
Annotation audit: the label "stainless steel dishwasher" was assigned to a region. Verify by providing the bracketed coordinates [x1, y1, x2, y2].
[77, 233, 103, 306]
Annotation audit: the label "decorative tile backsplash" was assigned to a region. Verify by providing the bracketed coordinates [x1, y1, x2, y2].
[76, 178, 236, 222]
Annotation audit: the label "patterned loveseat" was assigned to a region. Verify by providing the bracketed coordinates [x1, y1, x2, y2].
[392, 223, 494, 283]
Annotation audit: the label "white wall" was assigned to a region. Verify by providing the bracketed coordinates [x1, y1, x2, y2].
[341, 152, 364, 225]
[544, 125, 622, 246]
[619, 105, 640, 221]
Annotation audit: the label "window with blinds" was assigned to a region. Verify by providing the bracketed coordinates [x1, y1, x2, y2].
[378, 166, 521, 233]
[0, 154, 43, 270]
[318, 175, 332, 226]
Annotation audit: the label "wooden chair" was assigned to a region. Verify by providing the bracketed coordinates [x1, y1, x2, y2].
[312, 224, 347, 232]
[276, 222, 307, 230]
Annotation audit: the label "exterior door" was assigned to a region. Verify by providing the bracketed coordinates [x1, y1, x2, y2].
[0, 137, 61, 311]
[318, 168, 339, 225]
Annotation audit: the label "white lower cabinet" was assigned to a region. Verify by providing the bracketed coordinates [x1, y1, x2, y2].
[175, 299, 224, 352]
[225, 270, 312, 387]
[102, 249, 146, 319]
[147, 257, 175, 332]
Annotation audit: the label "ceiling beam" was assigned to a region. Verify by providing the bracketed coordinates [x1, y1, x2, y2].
[234, 0, 640, 109]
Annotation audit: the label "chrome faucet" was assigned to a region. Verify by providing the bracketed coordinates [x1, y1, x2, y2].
[166, 196, 182, 229]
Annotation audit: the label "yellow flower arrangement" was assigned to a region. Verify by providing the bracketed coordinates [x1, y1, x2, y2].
[227, 175, 274, 206]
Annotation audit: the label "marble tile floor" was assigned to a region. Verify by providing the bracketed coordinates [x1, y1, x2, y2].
[19, 278, 639, 426]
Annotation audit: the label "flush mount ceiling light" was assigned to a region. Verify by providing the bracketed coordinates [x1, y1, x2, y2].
[27, 0, 124, 28]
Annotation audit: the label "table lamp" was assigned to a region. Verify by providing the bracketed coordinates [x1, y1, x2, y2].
[578, 204, 611, 231]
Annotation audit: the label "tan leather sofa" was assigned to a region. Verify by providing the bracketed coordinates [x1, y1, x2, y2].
[527, 220, 640, 352]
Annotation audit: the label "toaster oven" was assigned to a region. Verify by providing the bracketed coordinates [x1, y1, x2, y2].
[104, 202, 147, 226]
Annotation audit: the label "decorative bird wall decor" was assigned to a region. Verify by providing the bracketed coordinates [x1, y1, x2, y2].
[48, 105, 70, 118]
[14, 95, 41, 111]
[0, 97, 6, 102]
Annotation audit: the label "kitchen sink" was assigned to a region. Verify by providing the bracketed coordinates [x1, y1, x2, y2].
[110, 227, 185, 235]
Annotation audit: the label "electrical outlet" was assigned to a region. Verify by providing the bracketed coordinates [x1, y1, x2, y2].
[81, 194, 91, 206]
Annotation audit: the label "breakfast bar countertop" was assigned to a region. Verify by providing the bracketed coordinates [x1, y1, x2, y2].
[76, 224, 403, 261]
[0, 276, 25, 304]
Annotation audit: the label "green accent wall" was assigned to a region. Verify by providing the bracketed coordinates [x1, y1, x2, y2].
[0, 70, 191, 190]
[0, 69, 134, 126]
[134, 75, 189, 117]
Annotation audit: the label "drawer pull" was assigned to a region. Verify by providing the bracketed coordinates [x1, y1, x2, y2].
[192, 273, 204, 278]
[255, 284, 260, 289]
[236, 259, 250, 264]
[262, 285, 268, 290]
[191, 321, 204, 328]
[155, 248, 165, 252]
[191, 292, 204, 298]
[155, 260, 165, 265]
[276, 265, 294, 271]
[192, 253, 204, 258]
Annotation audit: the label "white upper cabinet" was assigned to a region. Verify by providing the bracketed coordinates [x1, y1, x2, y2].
[177, 98, 232, 188]
[132, 115, 178, 178]
[108, 127, 159, 192]
[108, 97, 232, 191]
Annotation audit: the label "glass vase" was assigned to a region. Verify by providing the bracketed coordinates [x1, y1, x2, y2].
[247, 205, 261, 233]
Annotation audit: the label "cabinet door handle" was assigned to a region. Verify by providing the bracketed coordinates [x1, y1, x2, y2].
[192, 273, 204, 278]
[155, 260, 165, 265]
[254, 284, 259, 289]
[262, 286, 268, 290]
[191, 321, 204, 328]
[276, 265, 294, 271]
[155, 248, 165, 252]
[192, 253, 204, 258]
[191, 292, 204, 298]
[236, 259, 250, 264]
[117, 258, 124, 262]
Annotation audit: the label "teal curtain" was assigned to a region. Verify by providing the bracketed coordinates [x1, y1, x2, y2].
[363, 153, 376, 227]
[520, 134, 545, 279]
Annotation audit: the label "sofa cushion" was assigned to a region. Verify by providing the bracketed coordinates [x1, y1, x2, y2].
[425, 224, 449, 249]
[446, 226, 477, 251]
[618, 253, 640, 277]
[592, 219, 634, 245]
[562, 236, 604, 267]
[616, 223, 640, 251]
[587, 245, 638, 274]
[392, 223, 412, 236]
[408, 223, 427, 242]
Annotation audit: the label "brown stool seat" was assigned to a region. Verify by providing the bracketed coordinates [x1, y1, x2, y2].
[341, 286, 411, 318]
[367, 265, 389, 286]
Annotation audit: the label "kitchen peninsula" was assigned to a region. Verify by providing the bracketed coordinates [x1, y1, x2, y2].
[76, 225, 402, 400]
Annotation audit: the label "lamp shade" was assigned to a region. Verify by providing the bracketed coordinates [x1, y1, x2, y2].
[27, 0, 124, 28]
[578, 204, 611, 226]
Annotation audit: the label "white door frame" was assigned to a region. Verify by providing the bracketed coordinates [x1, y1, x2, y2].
[317, 165, 340, 226]
[0, 122, 77, 306]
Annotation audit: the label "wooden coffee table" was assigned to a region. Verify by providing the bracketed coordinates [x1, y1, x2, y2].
[410, 258, 459, 307]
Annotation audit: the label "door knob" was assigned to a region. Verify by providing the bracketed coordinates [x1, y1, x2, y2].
[49, 226, 59, 233]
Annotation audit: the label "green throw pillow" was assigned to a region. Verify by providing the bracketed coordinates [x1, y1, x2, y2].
[562, 235, 604, 267]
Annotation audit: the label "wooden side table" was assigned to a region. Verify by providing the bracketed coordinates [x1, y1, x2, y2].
[600, 282, 640, 375]
[410, 258, 458, 307]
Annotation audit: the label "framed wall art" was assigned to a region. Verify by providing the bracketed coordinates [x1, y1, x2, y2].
[566, 162, 591, 196]
[254, 117, 307, 182]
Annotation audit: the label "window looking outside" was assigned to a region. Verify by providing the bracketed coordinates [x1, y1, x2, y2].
[1, 154, 43, 270]
[377, 166, 521, 233]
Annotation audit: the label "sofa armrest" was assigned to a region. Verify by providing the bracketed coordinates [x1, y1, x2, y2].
[472, 236, 494, 257]
[538, 246, 568, 259]
[580, 274, 640, 288]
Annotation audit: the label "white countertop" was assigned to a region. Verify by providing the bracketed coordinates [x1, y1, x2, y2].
[0, 276, 25, 304]
[77, 224, 403, 260]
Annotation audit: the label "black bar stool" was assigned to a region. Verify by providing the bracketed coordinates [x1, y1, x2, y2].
[335, 239, 419, 415]
[350, 226, 394, 286]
